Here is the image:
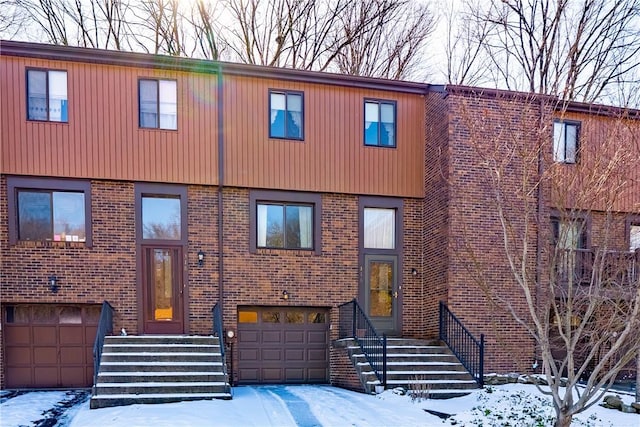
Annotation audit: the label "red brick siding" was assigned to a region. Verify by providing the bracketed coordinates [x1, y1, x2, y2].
[423, 91, 451, 339]
[443, 93, 541, 372]
[186, 185, 220, 334]
[330, 347, 365, 391]
[1, 177, 423, 388]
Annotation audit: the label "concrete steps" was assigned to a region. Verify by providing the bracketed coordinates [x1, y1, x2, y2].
[341, 338, 481, 398]
[90, 335, 231, 409]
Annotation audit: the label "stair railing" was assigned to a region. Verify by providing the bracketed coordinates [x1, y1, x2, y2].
[439, 301, 484, 387]
[92, 301, 114, 394]
[211, 302, 230, 393]
[338, 299, 387, 387]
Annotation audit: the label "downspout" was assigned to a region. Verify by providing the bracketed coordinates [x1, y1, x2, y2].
[217, 63, 225, 315]
[534, 97, 545, 370]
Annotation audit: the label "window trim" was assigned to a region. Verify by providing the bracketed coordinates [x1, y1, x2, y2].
[553, 119, 580, 164]
[363, 99, 397, 148]
[625, 214, 640, 251]
[134, 183, 188, 245]
[268, 89, 305, 140]
[25, 67, 68, 123]
[249, 190, 321, 255]
[7, 176, 92, 246]
[138, 77, 178, 131]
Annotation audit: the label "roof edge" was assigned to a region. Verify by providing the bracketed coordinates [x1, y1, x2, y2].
[431, 84, 640, 119]
[0, 40, 429, 94]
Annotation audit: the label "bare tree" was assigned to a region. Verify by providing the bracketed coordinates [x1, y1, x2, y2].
[442, 0, 492, 86]
[449, 89, 640, 426]
[446, 0, 640, 106]
[334, 0, 435, 80]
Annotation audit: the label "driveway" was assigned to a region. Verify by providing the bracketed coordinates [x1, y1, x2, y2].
[1, 385, 437, 427]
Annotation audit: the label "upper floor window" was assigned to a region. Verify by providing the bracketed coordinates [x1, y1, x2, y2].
[269, 90, 303, 140]
[364, 100, 396, 147]
[8, 177, 92, 246]
[27, 69, 68, 122]
[553, 120, 580, 163]
[249, 191, 321, 254]
[139, 79, 177, 130]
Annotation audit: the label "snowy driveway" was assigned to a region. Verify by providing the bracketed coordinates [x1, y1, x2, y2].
[0, 385, 439, 427]
[2, 384, 638, 426]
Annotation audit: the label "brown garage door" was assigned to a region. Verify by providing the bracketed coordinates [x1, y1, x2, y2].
[237, 306, 329, 384]
[3, 304, 101, 388]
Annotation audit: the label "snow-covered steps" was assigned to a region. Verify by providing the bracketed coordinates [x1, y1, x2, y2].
[90, 335, 231, 409]
[338, 338, 481, 398]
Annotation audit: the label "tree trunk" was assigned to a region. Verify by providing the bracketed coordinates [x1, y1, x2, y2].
[555, 412, 573, 427]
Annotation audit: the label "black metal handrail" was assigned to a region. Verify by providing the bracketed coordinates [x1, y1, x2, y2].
[439, 301, 484, 387]
[92, 301, 114, 394]
[212, 302, 230, 392]
[338, 299, 387, 387]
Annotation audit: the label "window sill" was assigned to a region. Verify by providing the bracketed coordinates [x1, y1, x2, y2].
[14, 240, 88, 249]
[255, 248, 317, 256]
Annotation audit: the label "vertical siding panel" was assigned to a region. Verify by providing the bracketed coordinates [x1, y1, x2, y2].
[3, 53, 425, 196]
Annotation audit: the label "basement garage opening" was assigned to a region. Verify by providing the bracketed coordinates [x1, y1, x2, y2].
[3, 304, 101, 388]
[237, 306, 329, 384]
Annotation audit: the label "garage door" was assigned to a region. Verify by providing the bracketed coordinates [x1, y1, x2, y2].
[237, 306, 329, 384]
[3, 304, 101, 388]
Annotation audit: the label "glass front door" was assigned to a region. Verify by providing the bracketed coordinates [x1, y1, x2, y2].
[142, 245, 184, 334]
[364, 254, 398, 334]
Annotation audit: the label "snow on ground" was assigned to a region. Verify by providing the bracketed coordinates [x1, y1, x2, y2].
[0, 384, 638, 427]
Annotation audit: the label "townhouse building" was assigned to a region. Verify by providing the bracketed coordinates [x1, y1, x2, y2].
[1, 40, 638, 394]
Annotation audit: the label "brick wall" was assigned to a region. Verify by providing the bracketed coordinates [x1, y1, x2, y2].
[1, 176, 423, 387]
[439, 92, 542, 373]
[219, 188, 423, 383]
[424, 91, 451, 339]
[186, 185, 220, 334]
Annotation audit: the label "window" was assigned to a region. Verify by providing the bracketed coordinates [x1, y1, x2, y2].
[8, 177, 92, 245]
[142, 196, 181, 240]
[257, 203, 313, 249]
[627, 216, 640, 251]
[139, 79, 177, 130]
[27, 69, 68, 122]
[552, 217, 587, 250]
[630, 225, 640, 251]
[269, 90, 303, 139]
[364, 100, 396, 147]
[552, 215, 589, 284]
[364, 208, 396, 249]
[553, 120, 580, 163]
[250, 190, 321, 254]
[135, 183, 186, 242]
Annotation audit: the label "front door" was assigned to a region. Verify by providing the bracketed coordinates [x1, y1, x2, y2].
[364, 254, 398, 334]
[142, 245, 184, 334]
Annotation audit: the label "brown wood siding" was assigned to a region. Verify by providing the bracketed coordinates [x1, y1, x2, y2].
[223, 75, 425, 197]
[552, 111, 640, 213]
[0, 55, 218, 185]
